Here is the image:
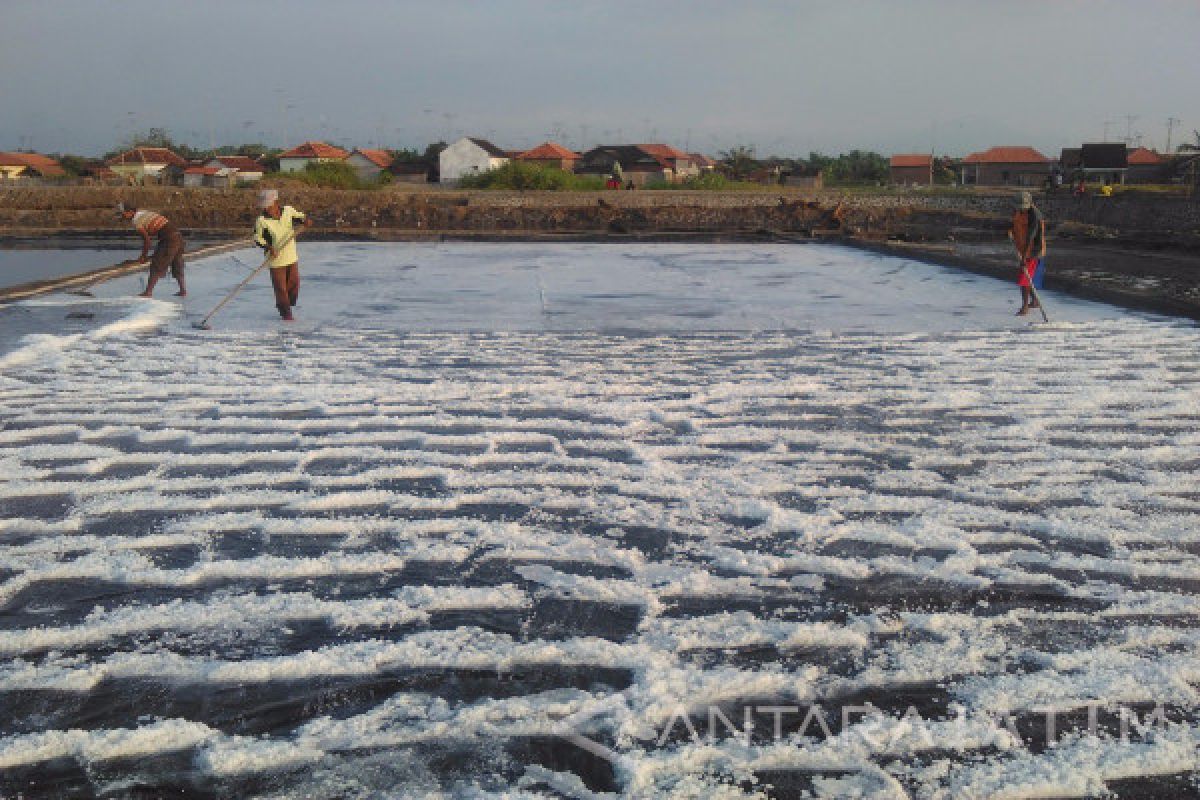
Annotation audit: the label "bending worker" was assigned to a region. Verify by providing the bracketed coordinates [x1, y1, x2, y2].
[1007, 191, 1046, 317]
[118, 203, 186, 298]
[252, 189, 311, 322]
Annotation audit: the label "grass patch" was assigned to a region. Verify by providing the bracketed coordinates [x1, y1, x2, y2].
[269, 161, 390, 190]
[457, 161, 605, 190]
[643, 172, 765, 191]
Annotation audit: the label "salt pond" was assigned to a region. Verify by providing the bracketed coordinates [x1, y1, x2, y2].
[0, 243, 1197, 798]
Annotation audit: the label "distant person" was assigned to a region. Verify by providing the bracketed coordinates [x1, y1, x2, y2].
[1073, 178, 1087, 197]
[1007, 191, 1046, 316]
[252, 189, 311, 322]
[625, 180, 635, 190]
[117, 203, 186, 298]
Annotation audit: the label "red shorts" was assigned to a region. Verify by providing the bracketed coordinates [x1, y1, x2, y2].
[1017, 258, 1044, 289]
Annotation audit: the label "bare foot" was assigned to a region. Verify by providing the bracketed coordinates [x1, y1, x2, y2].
[1016, 308, 1029, 316]
[136, 291, 152, 298]
[174, 291, 187, 297]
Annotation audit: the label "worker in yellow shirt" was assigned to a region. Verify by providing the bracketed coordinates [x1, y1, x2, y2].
[252, 190, 311, 321]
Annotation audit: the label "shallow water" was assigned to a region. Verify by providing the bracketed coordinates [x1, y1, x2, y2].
[1, 243, 1198, 798]
[0, 245, 131, 290]
[0, 238, 230, 291]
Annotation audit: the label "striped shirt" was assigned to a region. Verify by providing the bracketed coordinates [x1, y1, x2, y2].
[131, 210, 169, 235]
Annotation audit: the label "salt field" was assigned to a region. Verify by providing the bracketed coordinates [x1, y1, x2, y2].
[1, 242, 1198, 799]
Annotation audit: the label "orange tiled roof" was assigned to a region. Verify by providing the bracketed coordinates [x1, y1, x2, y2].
[518, 142, 580, 160]
[962, 146, 1048, 164]
[0, 152, 65, 176]
[636, 143, 690, 159]
[279, 141, 350, 160]
[635, 144, 690, 168]
[1126, 147, 1162, 165]
[353, 149, 393, 168]
[891, 154, 933, 168]
[184, 166, 222, 175]
[106, 147, 188, 167]
[211, 156, 263, 171]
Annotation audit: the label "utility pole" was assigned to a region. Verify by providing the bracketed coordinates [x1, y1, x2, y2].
[1167, 117, 1180, 153]
[275, 90, 284, 149]
[1123, 114, 1139, 146]
[930, 120, 938, 186]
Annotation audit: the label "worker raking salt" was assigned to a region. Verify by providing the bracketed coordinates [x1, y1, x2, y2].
[1007, 191, 1047, 317]
[253, 189, 311, 322]
[118, 203, 187, 298]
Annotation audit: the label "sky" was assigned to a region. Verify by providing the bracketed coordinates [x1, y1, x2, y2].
[1, 0, 1196, 159]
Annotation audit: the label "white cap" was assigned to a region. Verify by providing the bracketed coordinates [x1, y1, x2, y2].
[257, 189, 279, 209]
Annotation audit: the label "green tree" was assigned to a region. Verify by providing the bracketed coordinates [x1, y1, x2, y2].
[391, 148, 424, 163]
[291, 160, 362, 189]
[106, 127, 209, 160]
[719, 145, 760, 180]
[52, 154, 90, 177]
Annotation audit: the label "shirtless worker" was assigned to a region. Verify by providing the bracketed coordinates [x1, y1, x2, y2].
[252, 189, 311, 321]
[117, 203, 186, 298]
[1007, 191, 1046, 316]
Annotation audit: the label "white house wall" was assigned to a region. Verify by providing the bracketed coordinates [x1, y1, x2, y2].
[440, 138, 508, 184]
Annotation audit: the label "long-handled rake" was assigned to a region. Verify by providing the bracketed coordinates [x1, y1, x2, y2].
[1018, 254, 1050, 324]
[192, 233, 293, 330]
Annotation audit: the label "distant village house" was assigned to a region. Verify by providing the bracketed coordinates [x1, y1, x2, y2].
[347, 149, 394, 182]
[0, 152, 65, 181]
[278, 141, 350, 173]
[204, 156, 265, 184]
[387, 162, 430, 184]
[105, 147, 188, 183]
[782, 164, 824, 189]
[575, 144, 697, 186]
[1125, 147, 1166, 184]
[515, 142, 580, 171]
[440, 137, 510, 184]
[890, 154, 933, 186]
[1059, 143, 1128, 186]
[183, 166, 237, 188]
[961, 146, 1050, 187]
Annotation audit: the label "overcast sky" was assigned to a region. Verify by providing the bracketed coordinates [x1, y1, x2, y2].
[1, 0, 1195, 158]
